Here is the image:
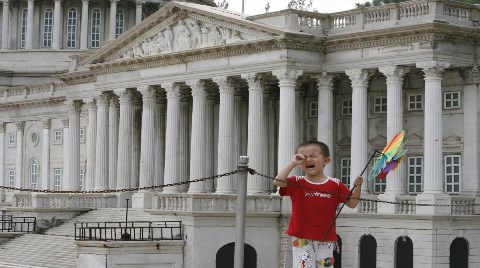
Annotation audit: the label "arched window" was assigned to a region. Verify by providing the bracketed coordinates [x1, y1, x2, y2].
[216, 242, 256, 268]
[90, 8, 101, 48]
[115, 10, 124, 38]
[450, 237, 468, 268]
[30, 160, 39, 190]
[66, 8, 78, 48]
[360, 235, 376, 268]
[333, 235, 342, 268]
[395, 236, 413, 268]
[20, 9, 27, 48]
[43, 8, 53, 47]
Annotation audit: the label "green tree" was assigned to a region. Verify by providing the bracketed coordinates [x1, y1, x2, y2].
[356, 0, 480, 8]
[288, 0, 318, 12]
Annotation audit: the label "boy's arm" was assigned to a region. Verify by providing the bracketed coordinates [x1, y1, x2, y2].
[346, 176, 364, 208]
[274, 154, 305, 187]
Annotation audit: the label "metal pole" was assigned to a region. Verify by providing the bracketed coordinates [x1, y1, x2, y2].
[241, 0, 245, 14]
[234, 156, 249, 268]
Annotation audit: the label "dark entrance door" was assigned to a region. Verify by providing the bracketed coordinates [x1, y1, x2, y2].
[450, 238, 468, 268]
[216, 242, 257, 268]
[360, 235, 376, 268]
[396, 236, 413, 268]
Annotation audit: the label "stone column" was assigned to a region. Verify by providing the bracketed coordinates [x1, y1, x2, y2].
[135, 0, 144, 25]
[25, 0, 35, 49]
[109, 0, 118, 40]
[0, 123, 5, 189]
[52, 0, 62, 49]
[94, 94, 110, 191]
[415, 61, 451, 215]
[154, 95, 166, 190]
[242, 73, 269, 194]
[131, 94, 142, 189]
[115, 89, 133, 190]
[213, 77, 235, 194]
[62, 119, 69, 190]
[316, 73, 335, 177]
[162, 83, 181, 194]
[204, 94, 216, 193]
[41, 120, 51, 190]
[187, 80, 207, 193]
[15, 122, 25, 189]
[462, 68, 480, 213]
[1, 0, 10, 50]
[345, 69, 370, 192]
[109, 96, 119, 190]
[377, 66, 407, 213]
[80, 0, 89, 50]
[178, 100, 190, 193]
[66, 100, 82, 191]
[133, 86, 156, 208]
[84, 98, 96, 191]
[273, 69, 303, 174]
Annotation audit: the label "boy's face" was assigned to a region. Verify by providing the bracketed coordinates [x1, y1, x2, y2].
[296, 144, 331, 176]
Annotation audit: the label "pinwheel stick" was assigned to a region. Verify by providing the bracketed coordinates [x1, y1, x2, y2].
[322, 150, 380, 241]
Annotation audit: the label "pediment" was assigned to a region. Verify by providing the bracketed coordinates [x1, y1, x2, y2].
[81, 2, 287, 66]
[369, 135, 387, 149]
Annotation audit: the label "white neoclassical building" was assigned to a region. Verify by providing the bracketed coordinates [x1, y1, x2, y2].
[1, 0, 480, 267]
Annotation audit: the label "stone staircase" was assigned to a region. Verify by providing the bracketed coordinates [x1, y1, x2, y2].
[0, 209, 153, 268]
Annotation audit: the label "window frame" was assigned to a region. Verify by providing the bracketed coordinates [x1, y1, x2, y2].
[54, 168, 62, 191]
[407, 156, 423, 194]
[30, 159, 39, 190]
[90, 8, 101, 48]
[407, 93, 423, 111]
[443, 91, 461, 110]
[8, 169, 15, 189]
[340, 158, 351, 186]
[42, 8, 54, 48]
[341, 99, 352, 116]
[115, 9, 125, 38]
[373, 96, 387, 114]
[20, 8, 28, 48]
[444, 155, 461, 194]
[66, 7, 78, 48]
[308, 101, 318, 118]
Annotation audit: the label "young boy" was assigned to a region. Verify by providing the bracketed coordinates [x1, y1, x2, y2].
[274, 141, 363, 268]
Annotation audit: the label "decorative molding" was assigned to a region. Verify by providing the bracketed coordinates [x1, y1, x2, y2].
[416, 61, 450, 78]
[378, 66, 406, 83]
[462, 67, 480, 84]
[15, 121, 25, 132]
[345, 69, 371, 87]
[315, 72, 334, 91]
[272, 69, 303, 88]
[41, 119, 52, 129]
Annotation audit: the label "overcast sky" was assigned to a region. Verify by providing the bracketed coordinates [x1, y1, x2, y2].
[227, 0, 360, 15]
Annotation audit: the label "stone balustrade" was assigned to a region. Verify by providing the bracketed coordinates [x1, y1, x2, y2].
[12, 192, 117, 209]
[397, 195, 417, 215]
[450, 196, 475, 215]
[359, 197, 378, 214]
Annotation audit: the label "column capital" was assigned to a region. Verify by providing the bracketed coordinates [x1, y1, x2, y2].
[15, 121, 25, 132]
[272, 68, 303, 87]
[110, 95, 120, 108]
[65, 100, 82, 113]
[241, 73, 263, 90]
[54, 0, 62, 3]
[462, 67, 480, 84]
[345, 68, 371, 87]
[110, 0, 118, 3]
[314, 72, 334, 91]
[212, 77, 234, 93]
[416, 61, 450, 78]
[138, 85, 156, 100]
[2, 0, 10, 5]
[27, 0, 34, 3]
[186, 80, 207, 96]
[61, 118, 69, 127]
[379, 65, 406, 83]
[136, 0, 145, 5]
[113, 89, 132, 103]
[81, 0, 89, 4]
[83, 98, 97, 110]
[163, 83, 181, 99]
[41, 119, 51, 129]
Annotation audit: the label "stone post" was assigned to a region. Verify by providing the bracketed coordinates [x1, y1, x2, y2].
[80, 0, 89, 49]
[66, 100, 82, 191]
[315, 72, 335, 177]
[94, 94, 110, 191]
[84, 98, 97, 191]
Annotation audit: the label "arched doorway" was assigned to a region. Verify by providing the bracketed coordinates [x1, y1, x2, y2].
[333, 235, 342, 268]
[450, 237, 468, 268]
[359, 235, 376, 268]
[395, 236, 413, 268]
[216, 242, 257, 268]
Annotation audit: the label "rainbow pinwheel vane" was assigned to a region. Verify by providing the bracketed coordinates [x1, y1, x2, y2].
[368, 130, 408, 181]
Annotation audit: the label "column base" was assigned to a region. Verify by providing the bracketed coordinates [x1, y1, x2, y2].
[132, 191, 153, 209]
[116, 192, 134, 208]
[415, 192, 451, 215]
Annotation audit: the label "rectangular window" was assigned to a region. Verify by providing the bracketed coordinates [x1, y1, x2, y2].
[115, 10, 124, 38]
[407, 156, 423, 194]
[445, 155, 461, 193]
[80, 128, 85, 141]
[30, 160, 39, 190]
[8, 169, 15, 189]
[20, 9, 27, 48]
[90, 9, 101, 48]
[80, 168, 84, 191]
[54, 168, 62, 191]
[373, 157, 386, 193]
[8, 133, 16, 145]
[309, 101, 318, 118]
[66, 8, 78, 48]
[54, 130, 62, 142]
[341, 99, 352, 116]
[407, 94, 423, 111]
[444, 91, 460, 109]
[374, 96, 387, 113]
[43, 8, 53, 47]
[340, 158, 351, 186]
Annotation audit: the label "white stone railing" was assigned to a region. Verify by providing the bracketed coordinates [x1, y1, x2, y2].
[0, 83, 66, 102]
[153, 193, 281, 213]
[12, 192, 117, 209]
[397, 195, 417, 215]
[359, 198, 378, 213]
[450, 196, 475, 215]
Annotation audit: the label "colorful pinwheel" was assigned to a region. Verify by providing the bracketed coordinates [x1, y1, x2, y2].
[368, 130, 408, 181]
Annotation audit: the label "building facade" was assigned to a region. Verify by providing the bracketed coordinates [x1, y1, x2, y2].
[1, 0, 480, 267]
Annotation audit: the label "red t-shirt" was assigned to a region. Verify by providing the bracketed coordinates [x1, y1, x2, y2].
[279, 176, 351, 242]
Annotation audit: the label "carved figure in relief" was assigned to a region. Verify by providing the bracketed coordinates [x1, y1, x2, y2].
[133, 43, 144, 58]
[164, 25, 174, 52]
[208, 26, 223, 46]
[175, 19, 191, 51]
[190, 20, 203, 48]
[151, 31, 167, 54]
[201, 25, 209, 47]
[226, 30, 243, 44]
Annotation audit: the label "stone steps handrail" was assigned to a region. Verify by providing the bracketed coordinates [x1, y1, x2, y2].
[12, 192, 117, 208]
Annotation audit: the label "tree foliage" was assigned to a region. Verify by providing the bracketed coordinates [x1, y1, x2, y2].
[288, 0, 318, 12]
[356, 0, 480, 8]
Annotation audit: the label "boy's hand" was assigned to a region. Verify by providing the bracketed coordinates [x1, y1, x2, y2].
[293, 154, 306, 165]
[353, 176, 364, 187]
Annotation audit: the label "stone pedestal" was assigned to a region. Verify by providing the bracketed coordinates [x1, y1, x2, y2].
[132, 191, 153, 209]
[116, 192, 134, 208]
[377, 193, 398, 214]
[415, 193, 451, 215]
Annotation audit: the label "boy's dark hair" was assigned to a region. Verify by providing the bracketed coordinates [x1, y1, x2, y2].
[295, 141, 330, 157]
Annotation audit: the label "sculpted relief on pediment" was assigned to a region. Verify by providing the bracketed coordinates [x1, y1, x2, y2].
[118, 17, 258, 60]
